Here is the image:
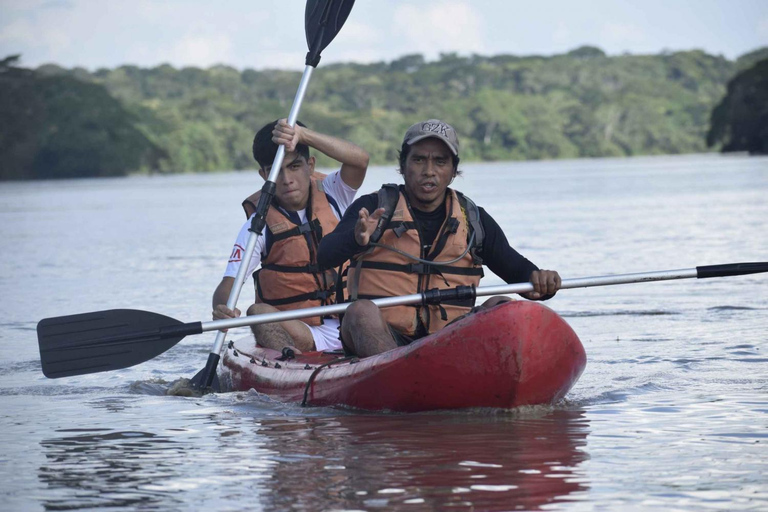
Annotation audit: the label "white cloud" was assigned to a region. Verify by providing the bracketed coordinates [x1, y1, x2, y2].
[334, 20, 382, 47]
[758, 17, 768, 37]
[251, 50, 308, 70]
[552, 21, 572, 46]
[0, 0, 765, 69]
[0, 7, 76, 64]
[319, 19, 385, 64]
[600, 22, 648, 46]
[0, 18, 38, 46]
[166, 34, 235, 68]
[40, 0, 74, 9]
[393, 1, 485, 58]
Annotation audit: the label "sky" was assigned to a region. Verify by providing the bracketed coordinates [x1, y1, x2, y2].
[1, 0, 767, 71]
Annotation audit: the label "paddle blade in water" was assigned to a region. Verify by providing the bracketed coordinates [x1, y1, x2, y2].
[305, 0, 355, 66]
[37, 309, 200, 378]
[189, 364, 222, 393]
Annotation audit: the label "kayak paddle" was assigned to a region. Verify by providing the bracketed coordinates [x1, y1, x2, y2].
[189, 0, 356, 391]
[37, 262, 768, 379]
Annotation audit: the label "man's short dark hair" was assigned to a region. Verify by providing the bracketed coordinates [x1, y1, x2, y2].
[252, 120, 310, 169]
[397, 140, 462, 177]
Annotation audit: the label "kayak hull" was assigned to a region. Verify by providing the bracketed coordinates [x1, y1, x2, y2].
[222, 301, 586, 412]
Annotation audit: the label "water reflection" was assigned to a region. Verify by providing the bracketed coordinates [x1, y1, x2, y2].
[252, 407, 590, 511]
[39, 429, 183, 510]
[37, 386, 589, 509]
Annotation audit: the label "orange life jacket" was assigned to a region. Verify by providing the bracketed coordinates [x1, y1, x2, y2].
[241, 173, 340, 326]
[346, 186, 484, 337]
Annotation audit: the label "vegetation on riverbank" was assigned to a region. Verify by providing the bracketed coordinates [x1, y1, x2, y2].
[1, 47, 766, 180]
[707, 52, 768, 155]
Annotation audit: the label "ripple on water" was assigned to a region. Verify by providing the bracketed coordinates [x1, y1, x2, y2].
[562, 309, 679, 318]
[0, 384, 118, 397]
[0, 358, 43, 376]
[707, 305, 759, 311]
[0, 322, 37, 332]
[581, 381, 673, 407]
[39, 429, 191, 510]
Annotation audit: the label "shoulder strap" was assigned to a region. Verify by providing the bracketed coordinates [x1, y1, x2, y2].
[369, 184, 400, 244]
[455, 191, 484, 264]
[242, 191, 261, 219]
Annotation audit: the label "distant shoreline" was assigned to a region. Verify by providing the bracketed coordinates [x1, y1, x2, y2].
[2, 47, 766, 180]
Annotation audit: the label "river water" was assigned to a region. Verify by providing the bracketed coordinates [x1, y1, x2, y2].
[1, 153, 766, 511]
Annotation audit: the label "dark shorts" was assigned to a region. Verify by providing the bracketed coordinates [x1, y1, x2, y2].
[389, 324, 415, 347]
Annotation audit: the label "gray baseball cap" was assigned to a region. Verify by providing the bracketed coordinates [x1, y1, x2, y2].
[402, 119, 459, 155]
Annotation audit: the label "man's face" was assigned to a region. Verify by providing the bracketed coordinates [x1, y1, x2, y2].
[260, 152, 314, 211]
[402, 138, 455, 212]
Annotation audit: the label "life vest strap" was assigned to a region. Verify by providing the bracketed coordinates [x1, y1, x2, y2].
[270, 218, 323, 243]
[358, 260, 484, 276]
[261, 263, 322, 274]
[390, 221, 416, 238]
[259, 288, 336, 307]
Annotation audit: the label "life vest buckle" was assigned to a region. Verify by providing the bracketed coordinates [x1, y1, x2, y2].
[406, 263, 429, 274]
[314, 290, 332, 300]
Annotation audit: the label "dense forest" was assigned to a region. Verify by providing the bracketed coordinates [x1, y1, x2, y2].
[1, 46, 767, 180]
[707, 58, 768, 154]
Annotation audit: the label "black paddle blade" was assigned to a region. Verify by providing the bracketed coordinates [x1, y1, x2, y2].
[305, 0, 355, 66]
[189, 364, 221, 393]
[37, 309, 200, 379]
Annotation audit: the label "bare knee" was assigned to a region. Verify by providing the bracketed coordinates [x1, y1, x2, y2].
[343, 300, 380, 327]
[247, 303, 279, 316]
[246, 303, 297, 351]
[341, 300, 396, 357]
[343, 300, 390, 336]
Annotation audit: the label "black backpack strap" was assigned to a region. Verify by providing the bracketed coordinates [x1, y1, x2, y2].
[346, 184, 401, 302]
[456, 191, 484, 264]
[369, 184, 400, 244]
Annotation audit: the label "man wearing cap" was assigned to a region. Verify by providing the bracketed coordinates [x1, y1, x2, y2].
[317, 119, 561, 357]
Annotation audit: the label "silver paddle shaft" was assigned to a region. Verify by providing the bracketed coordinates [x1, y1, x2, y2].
[200, 267, 700, 332]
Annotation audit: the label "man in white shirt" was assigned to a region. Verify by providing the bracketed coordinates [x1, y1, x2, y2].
[212, 119, 369, 352]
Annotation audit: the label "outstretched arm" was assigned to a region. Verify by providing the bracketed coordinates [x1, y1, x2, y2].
[272, 119, 369, 188]
[318, 193, 380, 268]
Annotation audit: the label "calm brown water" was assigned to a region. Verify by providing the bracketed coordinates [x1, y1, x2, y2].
[1, 153, 767, 510]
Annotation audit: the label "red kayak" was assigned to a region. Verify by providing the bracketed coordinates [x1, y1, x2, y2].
[222, 301, 586, 412]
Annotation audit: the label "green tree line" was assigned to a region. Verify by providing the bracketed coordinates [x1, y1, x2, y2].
[707, 51, 768, 154]
[1, 46, 766, 180]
